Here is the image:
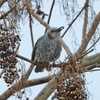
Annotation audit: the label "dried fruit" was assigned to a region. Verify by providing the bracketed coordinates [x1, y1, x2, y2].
[0, 28, 20, 85]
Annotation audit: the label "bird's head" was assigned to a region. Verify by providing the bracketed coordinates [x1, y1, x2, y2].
[47, 26, 64, 39]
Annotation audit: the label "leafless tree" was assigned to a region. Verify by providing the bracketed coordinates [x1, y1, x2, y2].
[0, 0, 100, 100]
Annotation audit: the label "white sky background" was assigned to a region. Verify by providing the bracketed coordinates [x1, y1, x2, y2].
[0, 0, 100, 100]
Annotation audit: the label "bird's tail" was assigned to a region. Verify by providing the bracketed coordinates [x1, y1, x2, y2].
[35, 66, 43, 72]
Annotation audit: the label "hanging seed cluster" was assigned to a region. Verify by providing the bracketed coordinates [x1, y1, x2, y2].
[0, 29, 20, 85]
[55, 73, 87, 100]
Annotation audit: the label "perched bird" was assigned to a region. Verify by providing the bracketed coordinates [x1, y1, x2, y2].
[32, 26, 64, 72]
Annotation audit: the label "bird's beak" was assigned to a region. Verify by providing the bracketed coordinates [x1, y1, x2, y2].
[56, 26, 64, 32]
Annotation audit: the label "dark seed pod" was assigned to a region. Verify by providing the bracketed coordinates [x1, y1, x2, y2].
[0, 29, 20, 85]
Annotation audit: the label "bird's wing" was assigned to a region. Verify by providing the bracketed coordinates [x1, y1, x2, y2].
[31, 36, 43, 61]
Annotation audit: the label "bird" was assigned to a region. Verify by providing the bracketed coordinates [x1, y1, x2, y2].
[32, 26, 64, 72]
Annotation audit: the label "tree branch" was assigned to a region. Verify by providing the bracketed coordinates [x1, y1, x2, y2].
[86, 35, 100, 52]
[29, 13, 34, 48]
[34, 71, 62, 100]
[0, 0, 20, 19]
[0, 0, 7, 7]
[34, 53, 100, 99]
[76, 12, 100, 56]
[47, 0, 55, 25]
[35, 78, 57, 100]
[1, 52, 100, 99]
[82, 0, 89, 39]
[80, 53, 100, 66]
[61, 2, 88, 38]
[0, 75, 53, 100]
[45, 0, 55, 32]
[59, 37, 72, 57]
[28, 6, 50, 29]
[0, 1, 100, 100]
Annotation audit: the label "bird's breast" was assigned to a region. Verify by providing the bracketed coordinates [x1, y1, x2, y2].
[34, 37, 62, 62]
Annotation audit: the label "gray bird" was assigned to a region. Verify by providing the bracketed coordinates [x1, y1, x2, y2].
[32, 26, 64, 72]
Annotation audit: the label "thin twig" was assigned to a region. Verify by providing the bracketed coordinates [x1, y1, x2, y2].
[75, 12, 100, 56]
[16, 53, 66, 68]
[85, 64, 100, 71]
[78, 48, 94, 60]
[47, 0, 55, 24]
[86, 35, 100, 52]
[16, 54, 32, 63]
[0, 0, 20, 19]
[29, 13, 34, 48]
[61, 2, 89, 38]
[45, 0, 55, 32]
[86, 68, 100, 72]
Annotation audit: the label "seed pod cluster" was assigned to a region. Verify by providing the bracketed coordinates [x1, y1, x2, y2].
[0, 29, 20, 85]
[55, 73, 87, 100]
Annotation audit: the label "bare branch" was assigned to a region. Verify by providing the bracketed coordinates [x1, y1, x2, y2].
[34, 53, 100, 99]
[0, 75, 53, 100]
[34, 71, 62, 100]
[45, 0, 55, 32]
[61, 2, 88, 38]
[16, 54, 63, 68]
[59, 37, 72, 57]
[47, 0, 55, 25]
[47, 0, 55, 24]
[77, 48, 94, 60]
[0, 1, 100, 99]
[85, 64, 100, 71]
[86, 68, 100, 72]
[82, 0, 89, 38]
[80, 53, 100, 66]
[27, 5, 50, 28]
[16, 54, 32, 63]
[35, 78, 57, 100]
[0, 0, 7, 7]
[22, 65, 34, 79]
[29, 13, 34, 48]
[76, 12, 100, 56]
[0, 0, 20, 19]
[86, 35, 100, 52]
[25, 75, 53, 87]
[1, 52, 100, 99]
